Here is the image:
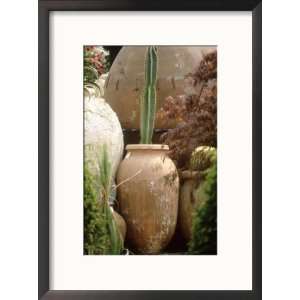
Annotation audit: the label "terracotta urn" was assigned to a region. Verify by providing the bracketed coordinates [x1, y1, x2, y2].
[104, 46, 214, 129]
[117, 144, 179, 254]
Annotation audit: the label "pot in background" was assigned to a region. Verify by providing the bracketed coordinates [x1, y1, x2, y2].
[104, 46, 214, 129]
[178, 171, 206, 241]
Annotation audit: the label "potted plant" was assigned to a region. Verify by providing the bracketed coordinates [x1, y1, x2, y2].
[117, 46, 179, 254]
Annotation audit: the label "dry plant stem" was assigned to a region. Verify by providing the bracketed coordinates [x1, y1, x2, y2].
[114, 169, 142, 189]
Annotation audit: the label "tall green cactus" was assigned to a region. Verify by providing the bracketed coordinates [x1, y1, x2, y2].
[140, 46, 158, 144]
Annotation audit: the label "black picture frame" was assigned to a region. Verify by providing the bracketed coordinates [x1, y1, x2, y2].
[39, 1, 262, 299]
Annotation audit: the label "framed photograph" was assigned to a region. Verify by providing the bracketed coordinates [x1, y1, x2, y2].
[39, 0, 261, 299]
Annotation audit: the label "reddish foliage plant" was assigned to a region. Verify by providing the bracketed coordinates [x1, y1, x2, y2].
[159, 51, 217, 170]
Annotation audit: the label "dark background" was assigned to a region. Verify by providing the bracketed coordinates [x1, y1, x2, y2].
[104, 46, 122, 65]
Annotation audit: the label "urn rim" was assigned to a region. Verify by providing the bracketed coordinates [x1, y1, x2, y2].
[126, 144, 169, 151]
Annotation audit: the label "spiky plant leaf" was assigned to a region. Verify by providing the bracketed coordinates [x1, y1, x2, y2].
[97, 144, 123, 254]
[97, 144, 112, 201]
[104, 202, 124, 254]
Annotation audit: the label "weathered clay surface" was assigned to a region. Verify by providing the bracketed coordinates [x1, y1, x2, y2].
[117, 145, 179, 254]
[84, 93, 124, 180]
[104, 46, 214, 129]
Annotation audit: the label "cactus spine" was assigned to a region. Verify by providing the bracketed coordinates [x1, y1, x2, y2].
[140, 46, 158, 144]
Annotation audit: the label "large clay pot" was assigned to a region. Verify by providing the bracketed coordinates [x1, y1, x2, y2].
[104, 46, 214, 129]
[178, 171, 207, 241]
[84, 92, 124, 180]
[117, 144, 179, 254]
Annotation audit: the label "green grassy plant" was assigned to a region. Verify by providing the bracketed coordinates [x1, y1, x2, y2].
[84, 165, 109, 254]
[97, 144, 123, 254]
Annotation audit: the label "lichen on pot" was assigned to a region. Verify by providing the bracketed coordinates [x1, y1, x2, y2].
[84, 86, 124, 181]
